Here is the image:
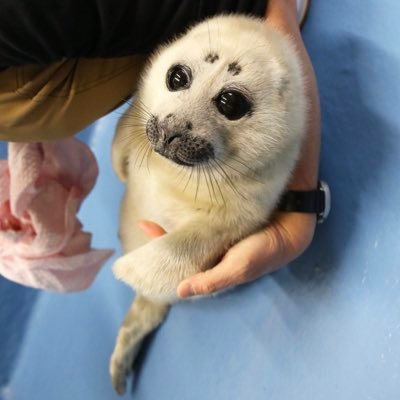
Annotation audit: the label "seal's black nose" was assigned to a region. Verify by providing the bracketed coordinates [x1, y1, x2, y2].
[153, 131, 183, 157]
[165, 133, 182, 146]
[146, 116, 214, 166]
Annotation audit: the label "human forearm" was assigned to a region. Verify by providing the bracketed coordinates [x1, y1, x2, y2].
[266, 0, 320, 191]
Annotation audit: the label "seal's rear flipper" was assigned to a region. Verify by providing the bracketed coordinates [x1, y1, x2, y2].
[109, 296, 170, 395]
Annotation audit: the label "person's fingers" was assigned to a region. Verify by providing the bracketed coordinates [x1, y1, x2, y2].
[177, 213, 316, 298]
[177, 247, 252, 298]
[177, 225, 283, 298]
[138, 220, 166, 238]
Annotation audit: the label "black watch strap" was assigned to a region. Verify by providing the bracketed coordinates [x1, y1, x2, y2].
[278, 181, 331, 223]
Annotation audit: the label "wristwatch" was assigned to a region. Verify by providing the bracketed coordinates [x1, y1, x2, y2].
[278, 180, 331, 223]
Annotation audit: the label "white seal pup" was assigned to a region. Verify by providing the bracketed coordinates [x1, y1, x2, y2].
[110, 14, 306, 394]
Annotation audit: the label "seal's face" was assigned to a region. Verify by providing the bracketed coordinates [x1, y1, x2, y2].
[137, 16, 305, 176]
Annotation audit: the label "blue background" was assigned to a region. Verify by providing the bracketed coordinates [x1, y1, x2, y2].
[1, 0, 400, 399]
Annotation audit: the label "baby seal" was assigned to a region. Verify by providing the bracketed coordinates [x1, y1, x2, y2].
[110, 14, 306, 394]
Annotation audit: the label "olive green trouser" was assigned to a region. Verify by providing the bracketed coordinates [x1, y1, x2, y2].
[0, 55, 147, 142]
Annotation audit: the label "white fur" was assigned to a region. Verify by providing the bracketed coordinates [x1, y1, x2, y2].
[110, 15, 306, 394]
[112, 15, 306, 303]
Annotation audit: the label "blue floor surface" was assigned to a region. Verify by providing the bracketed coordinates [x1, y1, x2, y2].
[1, 1, 400, 399]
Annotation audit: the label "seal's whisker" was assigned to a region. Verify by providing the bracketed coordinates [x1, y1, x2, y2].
[207, 20, 212, 54]
[133, 141, 149, 169]
[145, 146, 153, 174]
[135, 99, 154, 118]
[213, 160, 241, 198]
[212, 144, 257, 176]
[138, 142, 151, 169]
[118, 122, 146, 129]
[112, 109, 132, 117]
[183, 165, 195, 193]
[217, 157, 260, 184]
[121, 118, 147, 126]
[206, 164, 219, 206]
[127, 110, 150, 123]
[124, 109, 148, 119]
[228, 157, 261, 180]
[209, 161, 226, 206]
[201, 164, 213, 206]
[117, 133, 147, 147]
[132, 108, 151, 120]
[119, 96, 134, 107]
[204, 166, 219, 206]
[120, 112, 148, 124]
[113, 97, 152, 121]
[214, 160, 247, 200]
[216, 18, 221, 53]
[195, 165, 201, 202]
[217, 158, 247, 179]
[175, 164, 189, 186]
[206, 163, 220, 206]
[117, 128, 146, 136]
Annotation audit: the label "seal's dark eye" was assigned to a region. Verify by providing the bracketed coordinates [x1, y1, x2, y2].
[214, 90, 252, 120]
[166, 65, 192, 91]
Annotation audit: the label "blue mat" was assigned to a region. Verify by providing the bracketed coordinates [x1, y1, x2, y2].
[1, 0, 400, 399]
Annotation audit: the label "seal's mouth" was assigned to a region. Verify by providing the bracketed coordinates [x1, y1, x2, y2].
[170, 155, 195, 167]
[154, 144, 208, 167]
[153, 143, 194, 166]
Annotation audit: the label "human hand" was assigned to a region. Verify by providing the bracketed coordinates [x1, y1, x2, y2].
[139, 212, 315, 298]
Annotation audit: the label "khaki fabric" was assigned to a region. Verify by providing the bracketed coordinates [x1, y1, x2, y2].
[0, 55, 147, 142]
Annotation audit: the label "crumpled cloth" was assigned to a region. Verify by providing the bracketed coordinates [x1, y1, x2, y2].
[0, 138, 113, 292]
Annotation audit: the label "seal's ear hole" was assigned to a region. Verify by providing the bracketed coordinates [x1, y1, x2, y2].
[112, 150, 130, 182]
[120, 157, 130, 180]
[278, 77, 290, 99]
[112, 128, 131, 182]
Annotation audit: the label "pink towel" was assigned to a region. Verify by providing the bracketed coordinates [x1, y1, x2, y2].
[0, 139, 113, 292]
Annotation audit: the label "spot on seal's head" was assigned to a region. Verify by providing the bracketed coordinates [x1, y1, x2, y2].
[228, 62, 241, 76]
[205, 53, 219, 63]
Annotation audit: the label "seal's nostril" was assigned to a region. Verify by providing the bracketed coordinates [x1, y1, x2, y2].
[166, 113, 173, 119]
[186, 122, 193, 130]
[166, 134, 182, 145]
